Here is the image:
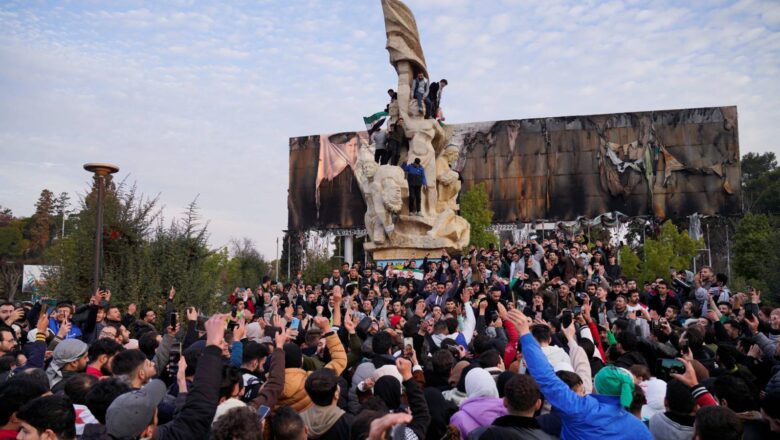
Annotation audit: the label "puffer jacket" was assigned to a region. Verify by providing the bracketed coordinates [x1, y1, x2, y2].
[278, 333, 347, 412]
[450, 396, 507, 438]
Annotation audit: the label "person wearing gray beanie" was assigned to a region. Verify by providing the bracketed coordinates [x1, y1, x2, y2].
[46, 338, 88, 392]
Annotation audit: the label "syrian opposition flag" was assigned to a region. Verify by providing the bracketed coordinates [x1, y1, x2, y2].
[363, 111, 388, 135]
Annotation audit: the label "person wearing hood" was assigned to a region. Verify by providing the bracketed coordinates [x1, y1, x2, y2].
[507, 309, 653, 440]
[300, 368, 353, 440]
[450, 368, 508, 438]
[46, 338, 88, 392]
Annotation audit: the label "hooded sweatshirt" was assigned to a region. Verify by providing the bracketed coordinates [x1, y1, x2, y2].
[541, 344, 572, 369]
[300, 405, 352, 440]
[450, 368, 507, 437]
[649, 412, 694, 440]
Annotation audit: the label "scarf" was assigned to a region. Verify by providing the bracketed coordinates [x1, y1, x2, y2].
[300, 405, 345, 439]
[594, 366, 635, 408]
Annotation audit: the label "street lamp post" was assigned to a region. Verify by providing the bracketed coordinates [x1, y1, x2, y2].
[83, 163, 119, 295]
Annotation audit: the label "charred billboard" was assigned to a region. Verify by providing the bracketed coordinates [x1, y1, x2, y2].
[288, 106, 741, 232]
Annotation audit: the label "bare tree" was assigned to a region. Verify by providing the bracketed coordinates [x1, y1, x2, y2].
[1, 262, 22, 301]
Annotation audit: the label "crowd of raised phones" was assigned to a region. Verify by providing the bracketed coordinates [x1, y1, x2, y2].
[1, 237, 779, 440]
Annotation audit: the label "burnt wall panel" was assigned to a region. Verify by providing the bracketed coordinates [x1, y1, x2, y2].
[288, 106, 741, 231]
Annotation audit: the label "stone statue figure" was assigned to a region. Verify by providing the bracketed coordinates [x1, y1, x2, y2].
[436, 145, 461, 212]
[358, 0, 468, 259]
[354, 147, 407, 245]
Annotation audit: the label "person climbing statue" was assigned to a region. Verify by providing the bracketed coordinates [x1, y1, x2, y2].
[402, 157, 426, 216]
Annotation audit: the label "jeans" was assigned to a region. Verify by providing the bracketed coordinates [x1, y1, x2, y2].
[409, 184, 422, 213]
[414, 91, 430, 116]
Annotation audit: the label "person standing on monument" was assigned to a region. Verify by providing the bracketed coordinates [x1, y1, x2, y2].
[402, 158, 426, 216]
[387, 117, 407, 165]
[372, 129, 390, 165]
[428, 79, 447, 119]
[412, 72, 429, 118]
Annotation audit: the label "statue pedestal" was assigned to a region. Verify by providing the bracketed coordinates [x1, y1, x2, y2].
[365, 214, 459, 260]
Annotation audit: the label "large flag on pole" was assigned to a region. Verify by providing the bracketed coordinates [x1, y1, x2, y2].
[363, 111, 388, 135]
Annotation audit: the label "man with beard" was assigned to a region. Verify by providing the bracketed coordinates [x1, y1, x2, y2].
[86, 338, 124, 378]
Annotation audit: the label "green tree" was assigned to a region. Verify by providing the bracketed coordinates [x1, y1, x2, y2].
[619, 221, 702, 285]
[301, 247, 339, 285]
[742, 152, 780, 214]
[733, 213, 772, 280]
[29, 189, 55, 255]
[460, 182, 497, 250]
[732, 213, 780, 304]
[225, 238, 271, 290]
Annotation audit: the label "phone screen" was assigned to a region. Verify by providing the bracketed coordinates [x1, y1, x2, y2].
[257, 405, 270, 420]
[290, 317, 300, 330]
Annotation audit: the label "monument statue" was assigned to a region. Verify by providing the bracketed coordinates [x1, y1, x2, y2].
[358, 0, 470, 260]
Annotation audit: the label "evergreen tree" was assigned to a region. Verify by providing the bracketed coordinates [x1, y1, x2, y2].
[619, 221, 702, 285]
[459, 182, 497, 250]
[29, 189, 55, 255]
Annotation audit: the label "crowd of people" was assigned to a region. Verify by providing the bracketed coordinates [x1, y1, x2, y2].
[1, 236, 779, 440]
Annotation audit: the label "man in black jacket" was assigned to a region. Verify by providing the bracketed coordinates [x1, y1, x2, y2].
[469, 374, 555, 439]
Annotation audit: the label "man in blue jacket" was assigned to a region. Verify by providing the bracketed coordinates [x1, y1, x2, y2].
[401, 158, 427, 216]
[507, 309, 652, 440]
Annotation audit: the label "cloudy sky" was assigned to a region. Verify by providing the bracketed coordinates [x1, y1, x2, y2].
[1, 0, 778, 259]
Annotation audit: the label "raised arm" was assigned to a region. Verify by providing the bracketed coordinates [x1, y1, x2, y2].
[315, 317, 347, 375]
[508, 309, 595, 416]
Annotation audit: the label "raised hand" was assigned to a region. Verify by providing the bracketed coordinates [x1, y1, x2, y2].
[274, 327, 289, 348]
[368, 413, 413, 440]
[272, 314, 283, 329]
[58, 319, 72, 339]
[496, 302, 508, 321]
[169, 286, 176, 300]
[670, 358, 698, 387]
[343, 311, 356, 334]
[36, 307, 49, 334]
[507, 309, 531, 335]
[177, 355, 188, 393]
[233, 318, 246, 340]
[395, 357, 413, 381]
[186, 307, 198, 322]
[205, 314, 227, 348]
[562, 320, 576, 341]
[314, 316, 332, 334]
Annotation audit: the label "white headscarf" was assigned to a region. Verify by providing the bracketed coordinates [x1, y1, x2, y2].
[465, 368, 498, 399]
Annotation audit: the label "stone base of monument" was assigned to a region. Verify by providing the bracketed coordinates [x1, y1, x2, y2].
[364, 213, 464, 260]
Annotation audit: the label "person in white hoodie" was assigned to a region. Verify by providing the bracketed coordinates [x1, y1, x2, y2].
[531, 324, 572, 371]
